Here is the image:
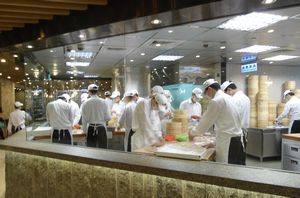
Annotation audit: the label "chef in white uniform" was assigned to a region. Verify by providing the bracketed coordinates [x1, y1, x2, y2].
[111, 90, 125, 121]
[8, 101, 31, 135]
[62, 94, 81, 126]
[276, 90, 300, 133]
[131, 93, 168, 150]
[221, 81, 250, 129]
[132, 89, 144, 104]
[179, 88, 202, 124]
[46, 95, 74, 144]
[190, 79, 245, 165]
[81, 84, 111, 148]
[119, 91, 137, 151]
[164, 90, 174, 113]
[104, 91, 114, 110]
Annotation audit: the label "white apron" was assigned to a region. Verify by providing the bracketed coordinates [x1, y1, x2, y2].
[216, 132, 239, 163]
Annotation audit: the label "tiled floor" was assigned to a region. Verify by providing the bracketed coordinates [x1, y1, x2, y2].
[0, 149, 5, 198]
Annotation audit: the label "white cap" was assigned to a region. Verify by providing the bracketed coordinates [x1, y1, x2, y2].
[192, 88, 203, 99]
[283, 89, 293, 98]
[81, 93, 89, 102]
[152, 85, 164, 96]
[221, 81, 234, 91]
[15, 101, 23, 108]
[88, 84, 98, 91]
[203, 79, 218, 90]
[131, 89, 139, 95]
[104, 91, 111, 96]
[62, 93, 71, 102]
[111, 90, 121, 98]
[124, 91, 134, 97]
[155, 93, 168, 105]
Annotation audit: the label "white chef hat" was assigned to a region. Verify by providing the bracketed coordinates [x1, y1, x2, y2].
[152, 85, 164, 96]
[111, 90, 121, 98]
[192, 88, 203, 99]
[88, 84, 99, 91]
[283, 89, 294, 98]
[124, 91, 134, 97]
[81, 93, 89, 102]
[155, 93, 168, 105]
[131, 89, 139, 96]
[62, 93, 71, 102]
[14, 101, 23, 108]
[203, 79, 219, 90]
[221, 81, 234, 91]
[104, 91, 111, 96]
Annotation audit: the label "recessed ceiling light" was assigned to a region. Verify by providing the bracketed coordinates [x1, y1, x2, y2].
[220, 46, 226, 49]
[130, 59, 134, 62]
[152, 55, 184, 61]
[27, 77, 30, 80]
[218, 12, 288, 31]
[27, 45, 33, 49]
[140, 53, 145, 56]
[30, 68, 34, 71]
[269, 61, 274, 64]
[0, 73, 2, 76]
[1, 59, 6, 63]
[151, 19, 162, 25]
[53, 63, 57, 67]
[261, 0, 277, 4]
[66, 51, 93, 59]
[263, 55, 299, 61]
[99, 41, 104, 44]
[163, 67, 167, 69]
[78, 34, 85, 38]
[7, 76, 11, 79]
[50, 50, 54, 53]
[235, 45, 279, 53]
[154, 68, 157, 71]
[13, 54, 18, 58]
[196, 55, 200, 58]
[28, 82, 32, 85]
[24, 63, 28, 65]
[14, 67, 19, 70]
[70, 57, 75, 60]
[25, 73, 29, 76]
[228, 57, 233, 60]
[267, 29, 274, 33]
[70, 76, 73, 79]
[155, 43, 161, 47]
[66, 61, 90, 67]
[168, 30, 173, 33]
[70, 49, 76, 53]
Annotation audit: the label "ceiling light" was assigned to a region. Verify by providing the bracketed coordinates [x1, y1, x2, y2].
[196, 55, 200, 58]
[235, 45, 279, 53]
[78, 34, 85, 38]
[0, 59, 6, 63]
[28, 82, 32, 85]
[154, 68, 157, 71]
[27, 77, 30, 80]
[70, 76, 73, 79]
[267, 29, 274, 33]
[53, 63, 57, 67]
[261, 0, 277, 4]
[163, 67, 167, 69]
[0, 73, 2, 76]
[14, 67, 19, 70]
[70, 49, 76, 53]
[84, 75, 98, 78]
[151, 19, 162, 25]
[220, 46, 226, 49]
[27, 45, 33, 49]
[25, 73, 29, 76]
[66, 51, 93, 59]
[130, 59, 134, 62]
[52, 70, 58, 76]
[7, 76, 11, 79]
[30, 68, 34, 71]
[152, 55, 184, 61]
[217, 12, 288, 31]
[66, 61, 90, 67]
[140, 53, 145, 56]
[262, 55, 299, 61]
[13, 54, 18, 58]
[50, 50, 54, 53]
[99, 41, 104, 44]
[70, 57, 75, 60]
[66, 70, 84, 75]
[228, 57, 233, 60]
[168, 30, 173, 33]
[24, 63, 28, 65]
[155, 43, 161, 47]
[269, 61, 274, 64]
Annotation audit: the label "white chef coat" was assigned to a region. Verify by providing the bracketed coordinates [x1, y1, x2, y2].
[70, 100, 81, 126]
[105, 97, 114, 110]
[277, 96, 300, 133]
[179, 98, 202, 120]
[46, 99, 73, 130]
[119, 101, 137, 151]
[132, 99, 163, 150]
[81, 95, 111, 133]
[194, 90, 242, 163]
[112, 101, 125, 120]
[232, 91, 250, 129]
[7, 109, 30, 133]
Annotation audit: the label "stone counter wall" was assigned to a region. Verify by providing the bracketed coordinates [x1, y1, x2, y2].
[5, 151, 288, 198]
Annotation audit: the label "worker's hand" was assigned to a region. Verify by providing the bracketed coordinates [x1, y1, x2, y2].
[73, 124, 81, 129]
[152, 138, 165, 147]
[191, 115, 200, 120]
[164, 112, 173, 118]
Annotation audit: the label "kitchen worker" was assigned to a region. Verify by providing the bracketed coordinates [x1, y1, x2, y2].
[164, 90, 174, 113]
[81, 84, 111, 148]
[179, 88, 202, 124]
[275, 90, 300, 133]
[132, 89, 144, 103]
[151, 85, 164, 97]
[8, 101, 32, 135]
[111, 90, 125, 121]
[190, 79, 245, 165]
[131, 93, 168, 150]
[119, 91, 137, 151]
[104, 91, 114, 110]
[46, 95, 73, 145]
[62, 93, 81, 126]
[221, 81, 250, 129]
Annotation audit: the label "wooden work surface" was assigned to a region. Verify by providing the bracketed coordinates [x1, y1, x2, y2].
[282, 133, 300, 141]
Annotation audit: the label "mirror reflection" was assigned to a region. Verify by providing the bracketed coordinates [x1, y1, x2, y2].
[8, 5, 300, 173]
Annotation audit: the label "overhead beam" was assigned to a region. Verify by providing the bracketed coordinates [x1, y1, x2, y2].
[0, 0, 88, 10]
[0, 18, 39, 24]
[44, 0, 107, 5]
[0, 5, 70, 15]
[0, 12, 53, 20]
[0, 23, 25, 28]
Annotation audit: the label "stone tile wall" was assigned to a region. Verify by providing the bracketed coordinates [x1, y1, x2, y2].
[5, 151, 287, 198]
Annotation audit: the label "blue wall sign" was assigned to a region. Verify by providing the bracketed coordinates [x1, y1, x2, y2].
[241, 63, 257, 73]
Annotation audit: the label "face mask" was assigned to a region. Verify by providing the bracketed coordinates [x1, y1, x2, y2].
[158, 104, 167, 113]
[205, 94, 212, 100]
[192, 95, 199, 102]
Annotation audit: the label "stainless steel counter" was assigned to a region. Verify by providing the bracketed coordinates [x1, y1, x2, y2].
[246, 127, 288, 162]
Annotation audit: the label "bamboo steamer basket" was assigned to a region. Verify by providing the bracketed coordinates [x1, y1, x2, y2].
[284, 81, 296, 91]
[295, 89, 300, 98]
[257, 120, 269, 128]
[248, 75, 259, 96]
[166, 122, 182, 135]
[277, 103, 286, 115]
[282, 118, 289, 126]
[249, 95, 257, 105]
[257, 100, 268, 128]
[257, 92, 269, 101]
[250, 117, 257, 127]
[250, 105, 257, 118]
[259, 75, 268, 92]
[268, 101, 277, 118]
